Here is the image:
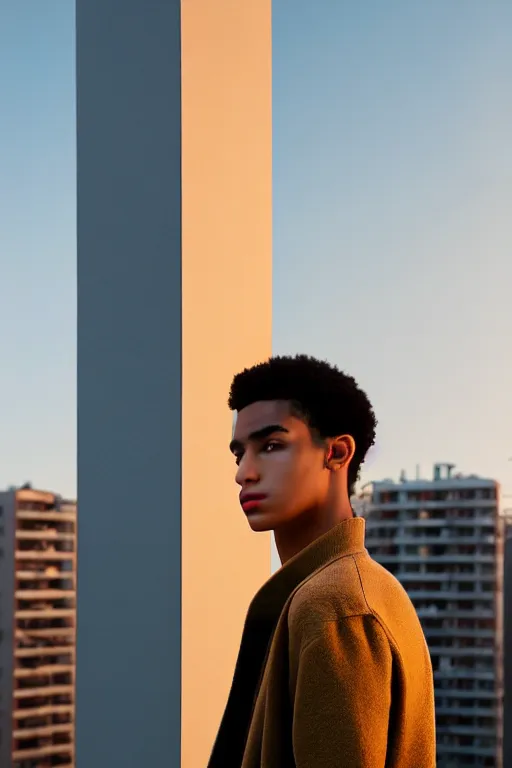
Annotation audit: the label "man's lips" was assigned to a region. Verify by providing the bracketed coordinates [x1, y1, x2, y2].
[240, 493, 267, 512]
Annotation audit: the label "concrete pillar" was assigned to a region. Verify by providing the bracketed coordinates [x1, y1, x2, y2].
[76, 1, 272, 766]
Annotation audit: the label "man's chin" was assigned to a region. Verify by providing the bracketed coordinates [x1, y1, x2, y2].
[245, 509, 276, 533]
[246, 506, 309, 534]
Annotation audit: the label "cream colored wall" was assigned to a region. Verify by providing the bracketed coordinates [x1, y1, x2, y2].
[181, 1, 273, 765]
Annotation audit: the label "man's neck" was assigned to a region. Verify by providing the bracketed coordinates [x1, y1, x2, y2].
[274, 502, 354, 565]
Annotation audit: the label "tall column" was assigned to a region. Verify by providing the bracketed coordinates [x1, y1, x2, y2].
[181, 2, 272, 764]
[75, 1, 272, 766]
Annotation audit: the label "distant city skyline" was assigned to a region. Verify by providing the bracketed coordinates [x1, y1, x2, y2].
[1, 1, 511, 500]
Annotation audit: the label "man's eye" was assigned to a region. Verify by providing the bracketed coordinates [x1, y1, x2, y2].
[234, 453, 243, 466]
[263, 441, 281, 453]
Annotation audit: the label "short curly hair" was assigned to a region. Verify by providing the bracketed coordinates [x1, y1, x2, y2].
[228, 354, 377, 496]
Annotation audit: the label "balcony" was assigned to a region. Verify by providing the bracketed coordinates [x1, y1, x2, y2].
[371, 498, 497, 511]
[17, 509, 76, 522]
[408, 590, 494, 601]
[14, 664, 74, 679]
[16, 589, 75, 600]
[15, 646, 74, 659]
[373, 554, 495, 563]
[423, 628, 495, 639]
[12, 742, 74, 762]
[429, 646, 494, 657]
[15, 608, 75, 620]
[366, 516, 496, 529]
[16, 550, 76, 561]
[393, 535, 495, 546]
[13, 684, 74, 699]
[436, 744, 496, 756]
[13, 703, 74, 719]
[13, 722, 74, 739]
[398, 573, 495, 583]
[16, 529, 75, 541]
[417, 608, 494, 619]
[436, 706, 497, 717]
[436, 724, 497, 737]
[16, 566, 74, 578]
[16, 627, 75, 639]
[434, 669, 495, 680]
[434, 689, 497, 700]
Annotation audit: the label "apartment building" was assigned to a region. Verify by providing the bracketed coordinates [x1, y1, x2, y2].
[0, 486, 76, 768]
[361, 463, 503, 768]
[502, 506, 512, 768]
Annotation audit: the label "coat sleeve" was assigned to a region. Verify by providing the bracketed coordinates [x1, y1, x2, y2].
[291, 614, 393, 768]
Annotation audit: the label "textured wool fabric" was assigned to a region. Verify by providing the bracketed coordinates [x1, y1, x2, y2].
[208, 518, 436, 768]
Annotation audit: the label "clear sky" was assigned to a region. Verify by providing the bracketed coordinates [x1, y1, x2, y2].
[1, 2, 511, 500]
[0, 4, 76, 497]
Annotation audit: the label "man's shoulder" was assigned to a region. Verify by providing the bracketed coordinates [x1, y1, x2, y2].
[287, 552, 370, 636]
[287, 550, 418, 641]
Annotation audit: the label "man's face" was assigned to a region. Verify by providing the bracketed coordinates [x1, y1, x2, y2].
[229, 400, 329, 532]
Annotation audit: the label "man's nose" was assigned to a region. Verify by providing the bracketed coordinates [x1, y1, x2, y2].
[235, 452, 260, 486]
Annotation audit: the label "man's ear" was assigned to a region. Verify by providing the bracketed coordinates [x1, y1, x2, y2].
[324, 435, 355, 471]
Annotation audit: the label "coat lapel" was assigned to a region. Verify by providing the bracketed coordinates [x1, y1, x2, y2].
[207, 518, 366, 767]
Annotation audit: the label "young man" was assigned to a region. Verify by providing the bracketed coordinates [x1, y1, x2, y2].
[208, 355, 436, 768]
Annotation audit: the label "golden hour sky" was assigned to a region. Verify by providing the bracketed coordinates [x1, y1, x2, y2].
[1, 1, 511, 499]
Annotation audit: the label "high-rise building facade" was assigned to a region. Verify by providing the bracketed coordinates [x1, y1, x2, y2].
[0, 487, 76, 768]
[502, 506, 512, 768]
[361, 463, 504, 768]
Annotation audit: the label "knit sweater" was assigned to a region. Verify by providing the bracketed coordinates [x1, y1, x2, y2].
[208, 517, 436, 767]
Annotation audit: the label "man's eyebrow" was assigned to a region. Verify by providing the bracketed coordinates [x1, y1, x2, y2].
[229, 424, 289, 454]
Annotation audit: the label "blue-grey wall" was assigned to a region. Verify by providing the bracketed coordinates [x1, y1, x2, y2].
[75, 2, 182, 765]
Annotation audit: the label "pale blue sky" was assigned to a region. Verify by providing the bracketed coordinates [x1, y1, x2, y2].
[1, 2, 511, 499]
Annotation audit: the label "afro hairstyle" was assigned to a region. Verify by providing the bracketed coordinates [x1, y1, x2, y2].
[228, 354, 377, 496]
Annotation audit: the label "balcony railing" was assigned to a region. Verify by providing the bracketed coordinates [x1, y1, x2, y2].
[372, 554, 495, 563]
[407, 590, 494, 601]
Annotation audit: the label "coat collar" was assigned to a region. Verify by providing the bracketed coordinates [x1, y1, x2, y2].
[249, 516, 366, 622]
